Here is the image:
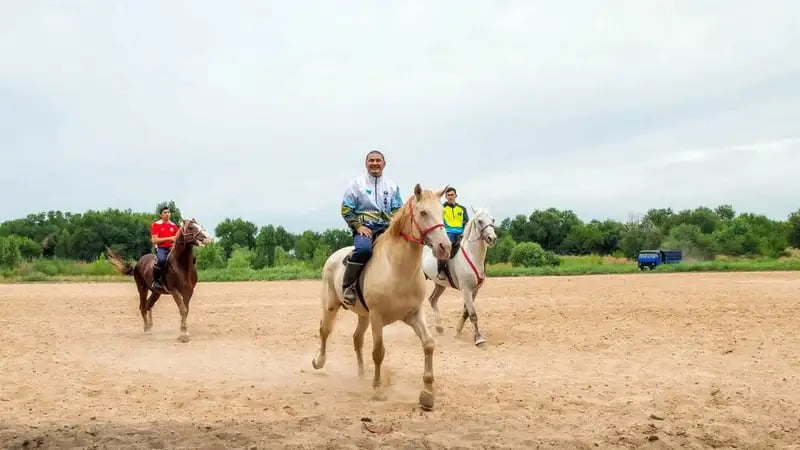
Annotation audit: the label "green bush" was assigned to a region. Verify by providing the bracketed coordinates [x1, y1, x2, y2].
[227, 246, 254, 269]
[509, 242, 560, 267]
[0, 237, 22, 269]
[196, 241, 226, 269]
[486, 235, 516, 264]
[6, 235, 42, 259]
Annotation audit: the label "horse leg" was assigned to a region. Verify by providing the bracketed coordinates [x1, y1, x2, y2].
[145, 292, 161, 331]
[136, 284, 150, 332]
[462, 289, 486, 347]
[427, 284, 447, 335]
[312, 284, 340, 370]
[456, 304, 469, 337]
[369, 313, 387, 401]
[353, 314, 369, 378]
[404, 307, 436, 411]
[143, 292, 160, 332]
[171, 292, 190, 343]
[182, 290, 194, 340]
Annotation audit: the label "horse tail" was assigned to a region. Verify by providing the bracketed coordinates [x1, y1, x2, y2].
[106, 247, 135, 277]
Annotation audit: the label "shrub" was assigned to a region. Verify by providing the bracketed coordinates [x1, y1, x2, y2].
[509, 242, 560, 267]
[0, 237, 22, 269]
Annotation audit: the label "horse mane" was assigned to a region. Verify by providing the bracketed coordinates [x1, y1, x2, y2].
[167, 220, 190, 263]
[375, 189, 439, 246]
[461, 207, 487, 242]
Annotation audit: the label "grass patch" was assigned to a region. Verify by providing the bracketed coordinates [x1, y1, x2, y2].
[1, 253, 798, 283]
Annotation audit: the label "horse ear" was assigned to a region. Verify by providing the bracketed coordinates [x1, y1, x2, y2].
[471, 206, 477, 214]
[414, 183, 422, 199]
[436, 185, 450, 198]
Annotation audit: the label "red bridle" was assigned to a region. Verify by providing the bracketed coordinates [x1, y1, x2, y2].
[400, 199, 444, 245]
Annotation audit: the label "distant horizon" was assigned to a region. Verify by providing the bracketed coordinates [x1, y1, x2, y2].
[2, 198, 796, 237]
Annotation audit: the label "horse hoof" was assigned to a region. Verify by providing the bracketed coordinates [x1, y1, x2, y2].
[418, 390, 434, 411]
[372, 391, 387, 402]
[312, 358, 324, 370]
[435, 326, 444, 335]
[475, 337, 487, 347]
[178, 334, 190, 343]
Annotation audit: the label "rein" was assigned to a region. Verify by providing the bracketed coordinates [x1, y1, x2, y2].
[459, 215, 493, 286]
[176, 221, 201, 244]
[400, 199, 444, 245]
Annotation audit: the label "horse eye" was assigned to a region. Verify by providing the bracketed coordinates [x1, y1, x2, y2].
[420, 211, 428, 217]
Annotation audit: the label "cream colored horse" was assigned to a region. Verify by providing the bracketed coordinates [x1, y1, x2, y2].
[312, 184, 452, 411]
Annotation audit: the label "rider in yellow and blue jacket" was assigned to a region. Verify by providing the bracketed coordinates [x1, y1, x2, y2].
[438, 186, 469, 280]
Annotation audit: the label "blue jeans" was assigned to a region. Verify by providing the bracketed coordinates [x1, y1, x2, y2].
[351, 226, 386, 265]
[156, 247, 170, 265]
[447, 232, 461, 244]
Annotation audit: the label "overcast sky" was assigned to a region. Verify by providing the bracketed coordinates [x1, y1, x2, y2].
[1, 1, 798, 234]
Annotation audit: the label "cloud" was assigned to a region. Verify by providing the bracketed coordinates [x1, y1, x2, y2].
[0, 1, 798, 232]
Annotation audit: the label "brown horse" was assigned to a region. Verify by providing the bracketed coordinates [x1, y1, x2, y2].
[107, 218, 212, 342]
[312, 184, 452, 411]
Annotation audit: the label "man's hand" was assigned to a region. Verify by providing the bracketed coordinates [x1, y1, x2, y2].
[356, 226, 372, 238]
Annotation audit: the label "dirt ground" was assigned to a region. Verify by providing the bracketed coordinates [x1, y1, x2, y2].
[1, 272, 799, 449]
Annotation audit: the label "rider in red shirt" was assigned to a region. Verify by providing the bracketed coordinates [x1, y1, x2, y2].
[150, 206, 179, 291]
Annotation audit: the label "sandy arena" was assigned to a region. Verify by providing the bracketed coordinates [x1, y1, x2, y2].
[1, 272, 799, 449]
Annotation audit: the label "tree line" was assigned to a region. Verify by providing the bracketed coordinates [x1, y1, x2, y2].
[1, 200, 799, 270]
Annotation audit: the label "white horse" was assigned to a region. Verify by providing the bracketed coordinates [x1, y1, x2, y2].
[421, 208, 497, 346]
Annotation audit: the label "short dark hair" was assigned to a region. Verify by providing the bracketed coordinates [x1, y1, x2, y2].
[365, 150, 385, 162]
[159, 206, 170, 214]
[445, 187, 457, 195]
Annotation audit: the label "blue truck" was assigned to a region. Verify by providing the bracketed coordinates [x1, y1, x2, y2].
[637, 249, 682, 270]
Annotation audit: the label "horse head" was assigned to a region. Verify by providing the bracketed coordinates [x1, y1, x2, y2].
[402, 184, 452, 260]
[178, 218, 213, 247]
[470, 207, 498, 247]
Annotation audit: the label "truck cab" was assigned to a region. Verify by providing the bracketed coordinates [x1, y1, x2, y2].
[637, 249, 682, 270]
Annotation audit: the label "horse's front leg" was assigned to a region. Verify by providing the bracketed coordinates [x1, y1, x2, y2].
[461, 288, 485, 347]
[171, 292, 190, 343]
[427, 284, 447, 335]
[405, 308, 436, 411]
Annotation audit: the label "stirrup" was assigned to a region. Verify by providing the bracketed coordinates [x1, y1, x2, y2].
[342, 286, 357, 306]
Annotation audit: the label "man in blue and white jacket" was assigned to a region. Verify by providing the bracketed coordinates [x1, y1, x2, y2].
[339, 150, 403, 306]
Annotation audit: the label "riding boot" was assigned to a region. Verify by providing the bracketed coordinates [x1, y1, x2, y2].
[437, 259, 448, 280]
[341, 261, 364, 306]
[152, 263, 165, 291]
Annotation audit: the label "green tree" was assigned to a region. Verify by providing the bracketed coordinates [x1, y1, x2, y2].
[527, 208, 582, 251]
[295, 230, 321, 261]
[320, 228, 351, 252]
[253, 225, 278, 269]
[661, 224, 715, 260]
[5, 235, 43, 259]
[215, 218, 258, 258]
[155, 201, 183, 223]
[196, 241, 226, 269]
[715, 204, 736, 221]
[620, 215, 663, 258]
[0, 237, 22, 269]
[227, 245, 255, 269]
[788, 209, 800, 248]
